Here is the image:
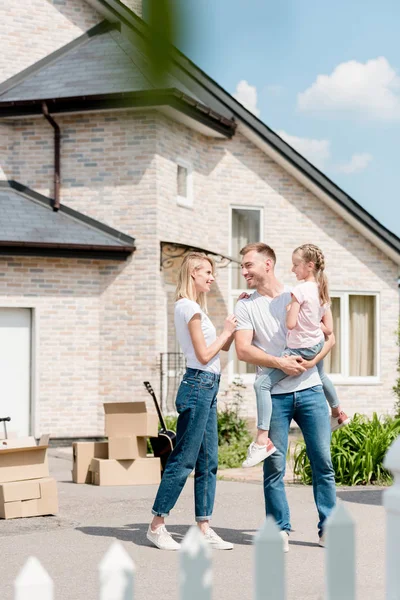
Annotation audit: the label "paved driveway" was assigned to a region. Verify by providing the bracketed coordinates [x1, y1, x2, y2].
[0, 449, 386, 600]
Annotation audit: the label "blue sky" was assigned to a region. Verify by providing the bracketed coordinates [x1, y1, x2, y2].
[174, 0, 400, 237]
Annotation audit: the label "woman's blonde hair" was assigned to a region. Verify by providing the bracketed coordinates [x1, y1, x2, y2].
[175, 252, 215, 311]
[293, 244, 330, 306]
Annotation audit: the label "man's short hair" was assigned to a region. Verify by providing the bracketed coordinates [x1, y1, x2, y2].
[239, 242, 276, 264]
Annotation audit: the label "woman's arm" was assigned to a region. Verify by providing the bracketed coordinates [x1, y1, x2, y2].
[286, 298, 300, 330]
[188, 314, 237, 365]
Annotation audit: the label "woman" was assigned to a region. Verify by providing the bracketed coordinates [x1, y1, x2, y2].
[147, 252, 237, 550]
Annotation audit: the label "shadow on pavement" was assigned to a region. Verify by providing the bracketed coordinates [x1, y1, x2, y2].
[337, 489, 383, 506]
[76, 523, 256, 547]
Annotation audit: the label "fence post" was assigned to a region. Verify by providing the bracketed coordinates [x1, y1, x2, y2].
[180, 525, 212, 600]
[14, 557, 53, 600]
[99, 541, 135, 600]
[325, 501, 355, 600]
[384, 435, 400, 600]
[254, 517, 285, 600]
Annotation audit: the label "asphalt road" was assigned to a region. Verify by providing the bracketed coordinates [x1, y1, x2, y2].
[0, 449, 386, 600]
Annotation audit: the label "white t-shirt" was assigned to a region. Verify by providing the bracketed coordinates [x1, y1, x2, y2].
[174, 298, 221, 374]
[287, 281, 325, 349]
[235, 287, 321, 393]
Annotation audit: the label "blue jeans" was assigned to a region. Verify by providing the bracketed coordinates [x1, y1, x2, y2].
[317, 360, 340, 409]
[263, 385, 336, 536]
[254, 341, 324, 430]
[152, 368, 219, 521]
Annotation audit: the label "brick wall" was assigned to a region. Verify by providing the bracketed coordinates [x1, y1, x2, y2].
[0, 0, 102, 84]
[2, 109, 398, 436]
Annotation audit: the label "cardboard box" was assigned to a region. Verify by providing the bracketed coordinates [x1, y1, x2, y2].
[104, 402, 159, 438]
[0, 477, 58, 519]
[72, 441, 108, 484]
[0, 436, 37, 450]
[0, 445, 49, 484]
[90, 457, 161, 486]
[108, 436, 147, 460]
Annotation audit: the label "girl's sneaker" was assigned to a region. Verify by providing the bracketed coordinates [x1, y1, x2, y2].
[330, 411, 350, 432]
[242, 439, 277, 468]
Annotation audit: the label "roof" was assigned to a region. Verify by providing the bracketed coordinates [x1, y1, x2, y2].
[0, 0, 398, 263]
[0, 21, 235, 138]
[0, 181, 135, 259]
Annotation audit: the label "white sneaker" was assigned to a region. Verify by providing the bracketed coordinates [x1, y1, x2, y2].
[318, 532, 325, 547]
[146, 524, 180, 550]
[203, 527, 233, 550]
[280, 530, 289, 553]
[242, 440, 277, 468]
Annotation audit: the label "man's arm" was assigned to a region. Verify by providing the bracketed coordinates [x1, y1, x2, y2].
[235, 330, 306, 376]
[303, 333, 336, 369]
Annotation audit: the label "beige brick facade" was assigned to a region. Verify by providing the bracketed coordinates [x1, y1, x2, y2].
[0, 1, 398, 437]
[0, 0, 102, 83]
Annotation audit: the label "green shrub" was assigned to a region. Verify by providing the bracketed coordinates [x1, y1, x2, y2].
[217, 377, 252, 469]
[393, 319, 400, 418]
[293, 413, 400, 486]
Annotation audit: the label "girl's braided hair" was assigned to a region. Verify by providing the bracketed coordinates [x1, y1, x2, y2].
[294, 243, 330, 306]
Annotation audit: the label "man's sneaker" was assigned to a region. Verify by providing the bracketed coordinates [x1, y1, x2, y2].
[203, 527, 233, 550]
[318, 532, 325, 547]
[280, 530, 289, 553]
[242, 440, 277, 468]
[330, 411, 350, 432]
[146, 524, 180, 550]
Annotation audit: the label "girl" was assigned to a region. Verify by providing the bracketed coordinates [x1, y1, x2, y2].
[243, 243, 349, 468]
[147, 252, 237, 550]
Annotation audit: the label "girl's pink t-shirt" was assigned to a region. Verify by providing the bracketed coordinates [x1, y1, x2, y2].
[286, 281, 325, 349]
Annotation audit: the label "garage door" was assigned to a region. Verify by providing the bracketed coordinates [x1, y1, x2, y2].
[0, 309, 31, 437]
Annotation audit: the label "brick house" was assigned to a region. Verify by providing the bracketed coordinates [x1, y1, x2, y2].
[0, 0, 399, 439]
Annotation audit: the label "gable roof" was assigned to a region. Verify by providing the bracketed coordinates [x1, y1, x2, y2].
[0, 181, 135, 259]
[0, 0, 399, 264]
[0, 21, 235, 139]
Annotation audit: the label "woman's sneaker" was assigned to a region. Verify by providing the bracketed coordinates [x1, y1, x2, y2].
[242, 439, 277, 468]
[330, 411, 350, 432]
[203, 527, 233, 550]
[146, 524, 180, 550]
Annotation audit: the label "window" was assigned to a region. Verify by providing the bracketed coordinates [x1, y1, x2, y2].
[324, 293, 379, 382]
[229, 206, 262, 380]
[176, 159, 193, 208]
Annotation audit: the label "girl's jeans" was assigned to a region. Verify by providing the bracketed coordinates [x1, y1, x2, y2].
[264, 385, 336, 536]
[254, 340, 340, 431]
[152, 368, 220, 521]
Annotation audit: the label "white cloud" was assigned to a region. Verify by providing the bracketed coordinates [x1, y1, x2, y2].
[277, 130, 331, 170]
[337, 153, 373, 174]
[233, 80, 260, 117]
[298, 57, 400, 120]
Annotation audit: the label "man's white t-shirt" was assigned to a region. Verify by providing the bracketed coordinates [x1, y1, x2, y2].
[175, 298, 221, 374]
[235, 287, 321, 393]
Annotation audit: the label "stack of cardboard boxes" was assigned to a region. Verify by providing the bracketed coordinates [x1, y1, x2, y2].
[0, 434, 58, 519]
[72, 402, 161, 486]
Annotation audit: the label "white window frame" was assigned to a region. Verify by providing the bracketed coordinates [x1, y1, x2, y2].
[176, 158, 193, 209]
[228, 205, 264, 384]
[327, 291, 380, 385]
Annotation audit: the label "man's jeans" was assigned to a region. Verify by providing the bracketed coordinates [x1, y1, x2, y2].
[264, 385, 336, 536]
[152, 368, 219, 521]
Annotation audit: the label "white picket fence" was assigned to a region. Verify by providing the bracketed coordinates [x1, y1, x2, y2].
[12, 435, 400, 600]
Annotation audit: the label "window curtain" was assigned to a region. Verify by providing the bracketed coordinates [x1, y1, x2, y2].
[349, 295, 376, 376]
[324, 297, 341, 374]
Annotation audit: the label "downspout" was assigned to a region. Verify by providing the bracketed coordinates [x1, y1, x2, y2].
[42, 102, 60, 212]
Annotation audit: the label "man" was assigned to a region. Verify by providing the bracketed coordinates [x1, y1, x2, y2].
[234, 243, 336, 551]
